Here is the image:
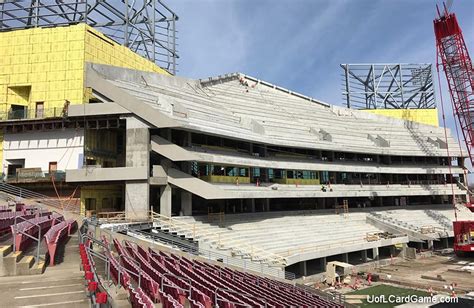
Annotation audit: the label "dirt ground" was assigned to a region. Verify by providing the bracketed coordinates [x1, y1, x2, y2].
[369, 254, 474, 294]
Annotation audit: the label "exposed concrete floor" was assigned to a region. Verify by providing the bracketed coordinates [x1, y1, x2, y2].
[0, 231, 89, 307]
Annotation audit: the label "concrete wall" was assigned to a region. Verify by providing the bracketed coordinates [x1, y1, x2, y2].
[3, 128, 84, 172]
[125, 181, 149, 218]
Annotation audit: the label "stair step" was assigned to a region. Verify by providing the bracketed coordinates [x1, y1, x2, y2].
[0, 245, 12, 257]
[19, 255, 34, 266]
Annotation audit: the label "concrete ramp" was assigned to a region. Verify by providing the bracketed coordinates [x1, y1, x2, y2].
[151, 136, 198, 161]
[167, 168, 230, 199]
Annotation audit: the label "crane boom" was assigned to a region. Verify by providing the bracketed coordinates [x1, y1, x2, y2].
[434, 6, 474, 166]
[434, 4, 474, 256]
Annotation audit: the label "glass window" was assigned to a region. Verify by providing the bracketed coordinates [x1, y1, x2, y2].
[198, 165, 209, 176]
[239, 167, 248, 177]
[321, 171, 329, 183]
[274, 169, 285, 179]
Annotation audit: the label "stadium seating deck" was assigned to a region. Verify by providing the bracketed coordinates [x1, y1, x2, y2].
[90, 65, 463, 157]
[87, 235, 344, 307]
[11, 215, 57, 251]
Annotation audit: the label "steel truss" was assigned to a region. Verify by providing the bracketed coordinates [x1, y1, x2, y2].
[0, 0, 178, 74]
[341, 63, 436, 109]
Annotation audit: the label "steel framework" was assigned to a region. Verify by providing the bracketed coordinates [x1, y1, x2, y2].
[0, 0, 178, 74]
[341, 63, 436, 109]
[434, 7, 474, 166]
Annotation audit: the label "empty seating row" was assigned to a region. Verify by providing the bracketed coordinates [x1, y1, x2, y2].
[102, 237, 342, 308]
[11, 214, 62, 251]
[44, 219, 77, 265]
[0, 211, 36, 233]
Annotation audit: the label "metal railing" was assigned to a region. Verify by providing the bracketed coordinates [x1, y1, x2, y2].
[0, 182, 79, 214]
[149, 211, 288, 267]
[97, 210, 287, 266]
[0, 107, 64, 121]
[12, 213, 49, 265]
[121, 226, 295, 280]
[6, 171, 66, 184]
[79, 232, 112, 308]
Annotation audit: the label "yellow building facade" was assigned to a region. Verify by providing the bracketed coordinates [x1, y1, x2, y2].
[363, 108, 439, 127]
[0, 24, 169, 214]
[0, 23, 168, 118]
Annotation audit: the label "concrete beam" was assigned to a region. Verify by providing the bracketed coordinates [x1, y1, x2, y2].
[189, 149, 463, 175]
[68, 102, 130, 117]
[66, 166, 148, 182]
[151, 135, 199, 161]
[86, 65, 179, 129]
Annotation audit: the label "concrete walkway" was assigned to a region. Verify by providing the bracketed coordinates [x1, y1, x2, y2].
[0, 231, 89, 307]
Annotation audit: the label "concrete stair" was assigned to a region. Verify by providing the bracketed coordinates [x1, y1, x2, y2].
[0, 245, 46, 276]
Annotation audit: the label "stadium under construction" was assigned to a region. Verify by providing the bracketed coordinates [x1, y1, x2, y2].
[0, 1, 472, 307]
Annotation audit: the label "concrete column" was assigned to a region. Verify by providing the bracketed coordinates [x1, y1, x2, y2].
[361, 250, 368, 263]
[427, 240, 434, 250]
[250, 199, 255, 213]
[372, 247, 379, 260]
[320, 257, 327, 272]
[299, 261, 307, 277]
[342, 253, 349, 263]
[181, 191, 192, 216]
[160, 184, 172, 217]
[125, 182, 149, 219]
[125, 116, 150, 219]
[265, 199, 270, 212]
[240, 199, 244, 212]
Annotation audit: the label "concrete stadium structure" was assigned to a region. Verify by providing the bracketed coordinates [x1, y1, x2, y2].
[64, 63, 471, 277]
[0, 15, 472, 284]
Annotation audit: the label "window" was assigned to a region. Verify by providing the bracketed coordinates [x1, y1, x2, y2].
[9, 104, 27, 120]
[321, 171, 329, 184]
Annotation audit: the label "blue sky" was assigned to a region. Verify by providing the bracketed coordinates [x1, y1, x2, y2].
[172, 0, 474, 136]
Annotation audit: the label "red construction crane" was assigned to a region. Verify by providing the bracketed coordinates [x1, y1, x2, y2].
[434, 3, 474, 256]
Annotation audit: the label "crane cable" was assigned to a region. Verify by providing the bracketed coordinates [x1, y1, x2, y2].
[436, 58, 458, 221]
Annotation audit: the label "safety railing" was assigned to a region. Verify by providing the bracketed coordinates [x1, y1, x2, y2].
[6, 171, 66, 184]
[119, 225, 295, 280]
[97, 210, 289, 270]
[0, 182, 79, 214]
[0, 107, 64, 121]
[149, 211, 288, 267]
[79, 232, 112, 307]
[12, 215, 43, 265]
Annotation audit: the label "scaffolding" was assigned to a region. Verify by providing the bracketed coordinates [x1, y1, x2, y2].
[0, 0, 179, 74]
[341, 63, 436, 109]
